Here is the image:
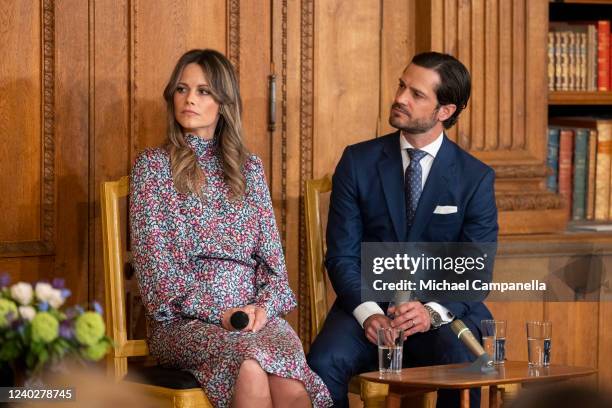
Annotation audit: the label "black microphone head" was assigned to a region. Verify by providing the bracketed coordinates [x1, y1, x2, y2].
[230, 311, 249, 330]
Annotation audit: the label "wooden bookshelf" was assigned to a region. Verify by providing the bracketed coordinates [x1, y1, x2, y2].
[549, 91, 612, 105]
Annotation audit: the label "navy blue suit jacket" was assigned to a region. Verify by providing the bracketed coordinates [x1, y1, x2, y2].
[325, 131, 498, 327]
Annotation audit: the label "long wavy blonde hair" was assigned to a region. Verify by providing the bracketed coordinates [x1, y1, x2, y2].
[163, 49, 248, 199]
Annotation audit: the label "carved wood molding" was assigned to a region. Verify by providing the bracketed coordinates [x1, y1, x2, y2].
[1, 0, 56, 257]
[493, 164, 549, 179]
[298, 0, 314, 344]
[279, 0, 288, 244]
[228, 0, 240, 75]
[129, 0, 138, 164]
[497, 192, 563, 211]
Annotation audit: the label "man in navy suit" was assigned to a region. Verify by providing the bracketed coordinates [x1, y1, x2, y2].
[307, 52, 498, 408]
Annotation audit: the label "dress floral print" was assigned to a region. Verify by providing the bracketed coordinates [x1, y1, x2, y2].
[130, 134, 332, 407]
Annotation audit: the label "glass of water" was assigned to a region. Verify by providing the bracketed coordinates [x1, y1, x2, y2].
[526, 321, 552, 367]
[377, 327, 404, 374]
[481, 319, 506, 364]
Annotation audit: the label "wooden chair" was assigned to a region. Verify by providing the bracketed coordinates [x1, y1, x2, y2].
[304, 175, 388, 407]
[101, 176, 212, 408]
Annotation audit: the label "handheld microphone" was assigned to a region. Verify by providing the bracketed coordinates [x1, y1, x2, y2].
[230, 311, 249, 330]
[388, 290, 413, 317]
[450, 319, 486, 357]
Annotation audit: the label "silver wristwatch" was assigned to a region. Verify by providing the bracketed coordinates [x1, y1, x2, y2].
[424, 305, 443, 330]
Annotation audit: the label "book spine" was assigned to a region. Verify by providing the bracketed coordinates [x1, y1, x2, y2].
[597, 20, 610, 91]
[562, 32, 570, 91]
[559, 129, 574, 219]
[572, 129, 589, 221]
[589, 24, 597, 91]
[595, 123, 612, 221]
[580, 32, 587, 90]
[548, 32, 555, 91]
[587, 27, 593, 91]
[555, 32, 563, 91]
[547, 127, 560, 192]
[586, 129, 598, 220]
[568, 32, 576, 91]
[602, 123, 612, 220]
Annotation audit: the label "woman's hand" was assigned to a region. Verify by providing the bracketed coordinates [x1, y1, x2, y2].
[221, 305, 267, 332]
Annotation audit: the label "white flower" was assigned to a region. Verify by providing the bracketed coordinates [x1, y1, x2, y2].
[18, 305, 36, 321]
[10, 282, 33, 305]
[48, 289, 65, 309]
[35, 282, 55, 303]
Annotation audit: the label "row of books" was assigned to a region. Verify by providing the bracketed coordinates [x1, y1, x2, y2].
[547, 118, 612, 221]
[547, 20, 610, 91]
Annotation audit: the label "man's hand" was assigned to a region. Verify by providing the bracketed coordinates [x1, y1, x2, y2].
[387, 301, 431, 337]
[221, 305, 267, 332]
[363, 314, 392, 345]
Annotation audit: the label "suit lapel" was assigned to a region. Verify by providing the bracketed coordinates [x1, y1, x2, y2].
[408, 135, 455, 241]
[377, 132, 406, 241]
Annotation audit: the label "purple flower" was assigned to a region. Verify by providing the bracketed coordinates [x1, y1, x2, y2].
[52, 278, 65, 289]
[74, 305, 84, 315]
[0, 273, 10, 288]
[38, 302, 49, 312]
[59, 320, 74, 339]
[64, 308, 78, 319]
[92, 301, 103, 315]
[60, 289, 72, 299]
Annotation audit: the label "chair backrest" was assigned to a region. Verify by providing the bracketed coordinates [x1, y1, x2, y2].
[100, 176, 148, 380]
[304, 174, 332, 345]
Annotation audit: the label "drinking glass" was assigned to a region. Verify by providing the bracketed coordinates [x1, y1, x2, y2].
[377, 327, 404, 374]
[481, 319, 506, 364]
[526, 321, 552, 367]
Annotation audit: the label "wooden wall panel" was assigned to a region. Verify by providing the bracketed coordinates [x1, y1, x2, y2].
[484, 0, 499, 151]
[456, 0, 471, 148]
[0, 0, 56, 259]
[599, 300, 612, 389]
[426, 0, 546, 165]
[511, 0, 526, 150]
[442, 0, 458, 142]
[271, 0, 302, 333]
[470, 0, 485, 151]
[91, 0, 131, 304]
[498, 0, 512, 150]
[379, 0, 415, 137]
[131, 0, 227, 155]
[54, 0, 89, 303]
[313, 0, 381, 178]
[0, 0, 42, 243]
[239, 0, 272, 172]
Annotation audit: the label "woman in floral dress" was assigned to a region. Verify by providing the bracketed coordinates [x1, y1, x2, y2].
[130, 49, 332, 408]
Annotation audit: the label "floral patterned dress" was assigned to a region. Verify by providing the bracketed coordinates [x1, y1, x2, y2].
[130, 134, 332, 408]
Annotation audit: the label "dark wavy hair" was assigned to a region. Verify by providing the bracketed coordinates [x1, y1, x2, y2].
[411, 52, 471, 129]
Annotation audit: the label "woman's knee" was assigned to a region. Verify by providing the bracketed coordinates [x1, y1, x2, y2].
[237, 359, 268, 386]
[268, 376, 309, 401]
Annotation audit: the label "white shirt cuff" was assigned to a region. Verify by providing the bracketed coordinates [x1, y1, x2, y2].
[425, 302, 454, 324]
[352, 302, 385, 328]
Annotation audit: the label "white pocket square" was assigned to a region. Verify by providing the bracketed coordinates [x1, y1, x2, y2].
[433, 205, 457, 215]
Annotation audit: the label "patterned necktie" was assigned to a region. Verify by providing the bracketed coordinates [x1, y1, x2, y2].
[405, 148, 428, 228]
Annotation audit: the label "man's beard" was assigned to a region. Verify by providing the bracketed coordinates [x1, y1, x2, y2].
[389, 104, 439, 134]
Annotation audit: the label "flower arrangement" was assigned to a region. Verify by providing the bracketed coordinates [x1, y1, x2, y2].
[0, 273, 112, 380]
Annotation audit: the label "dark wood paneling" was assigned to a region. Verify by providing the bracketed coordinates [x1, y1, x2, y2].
[0, 0, 55, 258]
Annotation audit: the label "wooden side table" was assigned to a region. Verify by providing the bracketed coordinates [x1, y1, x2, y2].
[360, 361, 596, 408]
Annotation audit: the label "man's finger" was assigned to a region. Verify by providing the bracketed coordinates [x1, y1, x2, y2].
[391, 310, 420, 328]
